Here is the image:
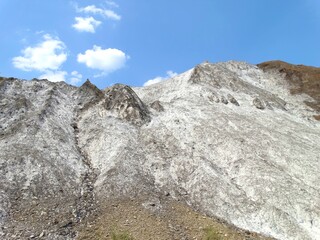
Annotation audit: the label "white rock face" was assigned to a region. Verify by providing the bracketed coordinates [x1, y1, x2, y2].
[0, 61, 319, 240]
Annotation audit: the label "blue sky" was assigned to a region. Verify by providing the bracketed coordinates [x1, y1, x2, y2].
[0, 0, 319, 89]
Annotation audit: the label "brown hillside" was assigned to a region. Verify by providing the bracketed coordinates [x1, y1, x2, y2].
[76, 198, 274, 240]
[257, 61, 320, 120]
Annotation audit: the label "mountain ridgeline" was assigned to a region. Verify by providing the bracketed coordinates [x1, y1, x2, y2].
[0, 61, 319, 240]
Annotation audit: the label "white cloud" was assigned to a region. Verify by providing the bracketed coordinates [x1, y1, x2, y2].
[70, 71, 83, 85]
[12, 34, 67, 72]
[38, 70, 83, 84]
[39, 71, 67, 82]
[78, 5, 121, 21]
[167, 71, 178, 78]
[144, 70, 178, 86]
[106, 1, 119, 8]
[77, 45, 128, 74]
[72, 17, 101, 33]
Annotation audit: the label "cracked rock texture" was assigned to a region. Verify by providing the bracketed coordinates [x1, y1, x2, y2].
[0, 61, 319, 240]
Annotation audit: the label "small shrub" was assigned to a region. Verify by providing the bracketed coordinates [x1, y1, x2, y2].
[111, 230, 134, 240]
[203, 226, 221, 240]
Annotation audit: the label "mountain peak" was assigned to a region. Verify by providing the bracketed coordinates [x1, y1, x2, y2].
[1, 61, 319, 240]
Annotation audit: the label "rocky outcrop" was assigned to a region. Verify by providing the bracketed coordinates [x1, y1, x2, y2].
[104, 84, 150, 125]
[253, 97, 265, 110]
[189, 62, 289, 111]
[227, 94, 239, 106]
[0, 61, 320, 240]
[150, 100, 164, 112]
[76, 79, 105, 112]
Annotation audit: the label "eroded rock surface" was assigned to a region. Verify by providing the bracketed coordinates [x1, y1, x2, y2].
[0, 61, 319, 240]
[104, 84, 150, 125]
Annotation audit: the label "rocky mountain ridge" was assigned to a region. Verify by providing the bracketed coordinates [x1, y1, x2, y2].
[0, 60, 319, 240]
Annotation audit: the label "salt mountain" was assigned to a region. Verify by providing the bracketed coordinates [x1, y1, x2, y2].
[0, 61, 319, 240]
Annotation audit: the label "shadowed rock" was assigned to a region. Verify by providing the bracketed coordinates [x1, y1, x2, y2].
[76, 79, 105, 111]
[104, 84, 150, 125]
[227, 94, 240, 106]
[150, 100, 164, 112]
[221, 96, 228, 104]
[253, 97, 265, 110]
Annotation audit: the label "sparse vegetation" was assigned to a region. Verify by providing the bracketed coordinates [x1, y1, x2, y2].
[111, 230, 134, 240]
[203, 226, 222, 240]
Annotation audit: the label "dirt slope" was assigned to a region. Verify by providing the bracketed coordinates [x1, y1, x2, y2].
[77, 198, 273, 240]
[258, 61, 320, 119]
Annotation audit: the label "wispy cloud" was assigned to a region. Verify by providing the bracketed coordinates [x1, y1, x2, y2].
[12, 34, 67, 72]
[78, 5, 121, 21]
[144, 71, 178, 86]
[77, 45, 129, 75]
[72, 16, 101, 33]
[38, 70, 83, 84]
[106, 1, 119, 8]
[39, 70, 67, 82]
[70, 71, 83, 85]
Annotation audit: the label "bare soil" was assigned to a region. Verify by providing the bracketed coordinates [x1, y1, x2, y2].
[257, 61, 320, 120]
[77, 197, 274, 240]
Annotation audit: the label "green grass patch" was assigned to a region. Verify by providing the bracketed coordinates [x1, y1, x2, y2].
[111, 230, 134, 240]
[203, 226, 222, 240]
